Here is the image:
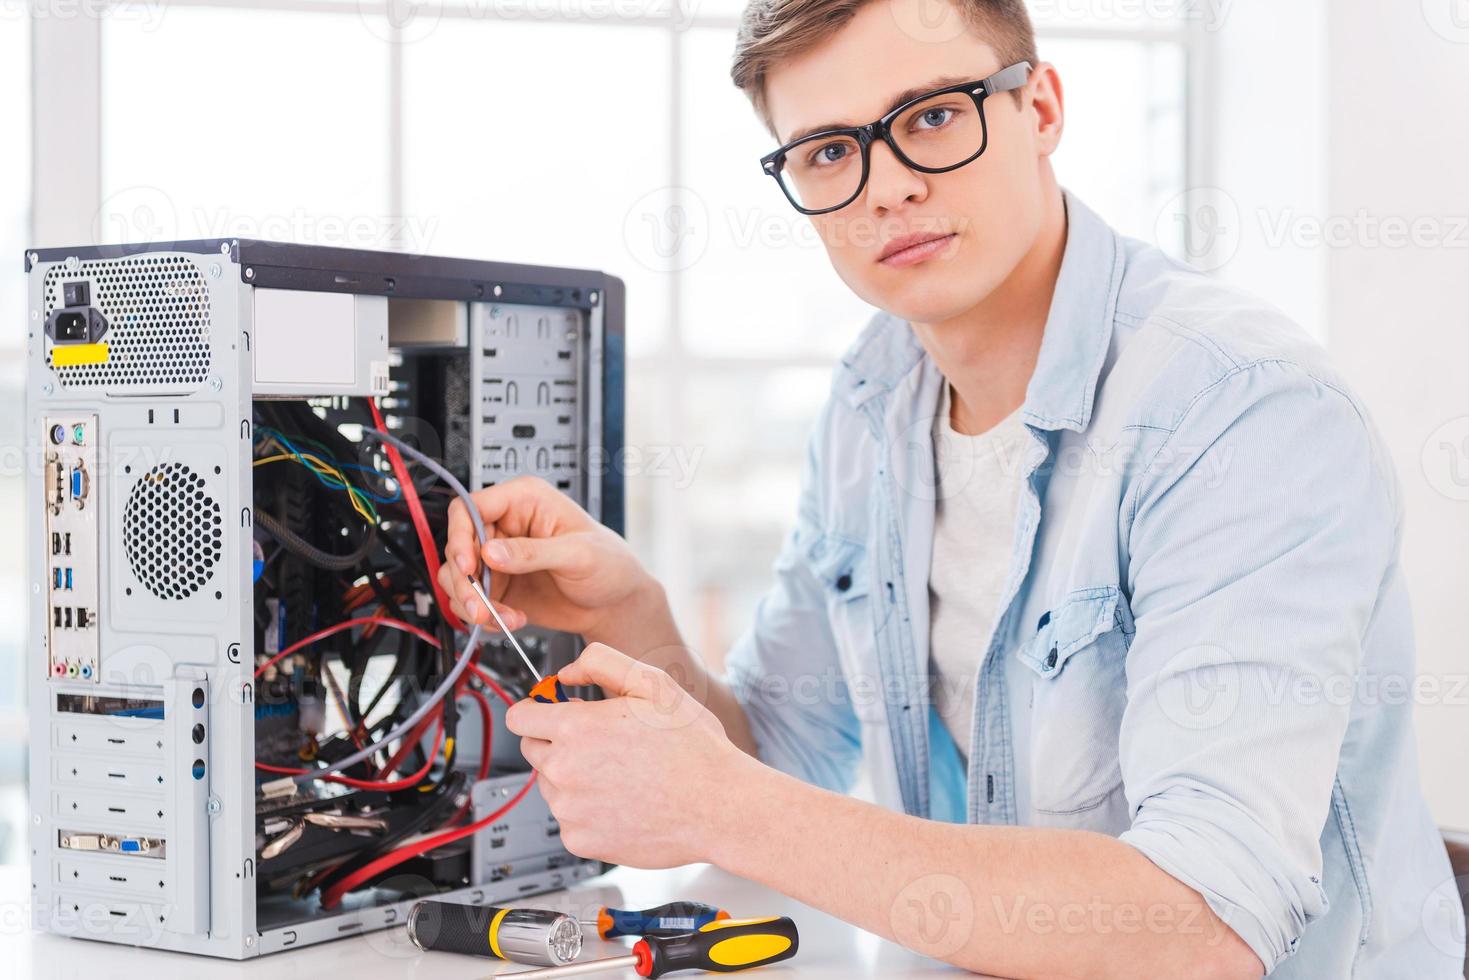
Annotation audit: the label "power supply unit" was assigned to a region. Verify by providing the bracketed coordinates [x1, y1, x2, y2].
[23, 239, 625, 957]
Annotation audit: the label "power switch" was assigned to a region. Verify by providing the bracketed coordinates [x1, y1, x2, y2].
[62, 281, 91, 307]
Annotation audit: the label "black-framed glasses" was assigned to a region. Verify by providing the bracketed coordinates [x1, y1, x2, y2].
[759, 62, 1033, 215]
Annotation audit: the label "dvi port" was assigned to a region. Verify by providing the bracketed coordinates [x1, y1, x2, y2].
[59, 831, 166, 858]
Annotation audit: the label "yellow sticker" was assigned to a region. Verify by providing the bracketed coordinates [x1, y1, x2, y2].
[51, 342, 110, 367]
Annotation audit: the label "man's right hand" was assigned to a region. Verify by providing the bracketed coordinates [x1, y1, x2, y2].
[439, 476, 657, 642]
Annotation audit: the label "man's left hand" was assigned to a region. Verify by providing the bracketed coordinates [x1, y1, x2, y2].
[505, 643, 753, 869]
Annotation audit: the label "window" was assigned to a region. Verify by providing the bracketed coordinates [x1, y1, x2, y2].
[101, 8, 391, 245]
[35, 0, 1192, 722]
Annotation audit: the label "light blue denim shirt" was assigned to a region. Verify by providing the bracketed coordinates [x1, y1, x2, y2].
[725, 190, 1461, 976]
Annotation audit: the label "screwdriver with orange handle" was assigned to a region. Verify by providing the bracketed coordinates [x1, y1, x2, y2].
[500, 915, 799, 979]
[582, 902, 731, 940]
[465, 574, 568, 703]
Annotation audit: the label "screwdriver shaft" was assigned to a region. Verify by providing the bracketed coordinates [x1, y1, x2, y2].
[490, 953, 637, 980]
[465, 574, 542, 681]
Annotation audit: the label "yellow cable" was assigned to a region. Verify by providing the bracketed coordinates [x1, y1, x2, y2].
[254, 449, 378, 523]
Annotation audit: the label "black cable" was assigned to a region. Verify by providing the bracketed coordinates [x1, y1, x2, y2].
[311, 771, 468, 896]
[256, 510, 377, 572]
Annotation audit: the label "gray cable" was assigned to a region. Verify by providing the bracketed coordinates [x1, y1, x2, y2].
[255, 509, 376, 572]
[280, 426, 492, 786]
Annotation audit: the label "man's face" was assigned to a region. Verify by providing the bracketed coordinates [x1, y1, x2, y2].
[762, 0, 1059, 325]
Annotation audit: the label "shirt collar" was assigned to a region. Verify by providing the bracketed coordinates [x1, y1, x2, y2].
[836, 188, 1124, 434]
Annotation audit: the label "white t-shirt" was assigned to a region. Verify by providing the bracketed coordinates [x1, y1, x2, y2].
[928, 380, 1030, 794]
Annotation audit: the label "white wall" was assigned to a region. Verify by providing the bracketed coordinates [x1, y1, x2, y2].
[1324, 2, 1469, 827]
[1209, 0, 1328, 339]
[1214, 0, 1469, 826]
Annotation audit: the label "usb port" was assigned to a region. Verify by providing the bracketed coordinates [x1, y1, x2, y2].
[51, 532, 61, 556]
[63, 607, 73, 629]
[53, 607, 63, 628]
[490, 836, 506, 849]
[64, 568, 73, 590]
[64, 533, 72, 555]
[53, 568, 63, 590]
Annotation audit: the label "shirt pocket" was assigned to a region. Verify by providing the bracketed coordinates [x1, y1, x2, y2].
[1018, 586, 1130, 826]
[803, 531, 887, 724]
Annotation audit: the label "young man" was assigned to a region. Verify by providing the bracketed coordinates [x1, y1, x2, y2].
[440, 0, 1459, 976]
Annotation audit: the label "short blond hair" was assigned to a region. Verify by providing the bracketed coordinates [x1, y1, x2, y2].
[731, 0, 1038, 135]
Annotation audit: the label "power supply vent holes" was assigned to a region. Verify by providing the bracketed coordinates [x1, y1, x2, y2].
[42, 255, 213, 391]
[122, 462, 224, 600]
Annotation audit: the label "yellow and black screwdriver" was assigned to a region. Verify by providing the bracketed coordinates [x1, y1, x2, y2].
[500, 915, 799, 979]
[408, 900, 582, 966]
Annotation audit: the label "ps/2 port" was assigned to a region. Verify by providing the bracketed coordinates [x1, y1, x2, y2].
[49, 424, 66, 445]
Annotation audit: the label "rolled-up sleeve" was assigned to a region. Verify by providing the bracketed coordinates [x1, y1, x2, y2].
[722, 404, 862, 794]
[1117, 359, 1398, 972]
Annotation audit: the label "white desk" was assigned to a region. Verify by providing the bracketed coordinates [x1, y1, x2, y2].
[1, 863, 966, 979]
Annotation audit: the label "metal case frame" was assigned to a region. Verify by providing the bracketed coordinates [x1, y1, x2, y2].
[24, 239, 625, 957]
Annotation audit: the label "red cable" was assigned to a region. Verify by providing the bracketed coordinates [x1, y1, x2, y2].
[320, 774, 538, 909]
[254, 616, 440, 680]
[256, 716, 445, 791]
[468, 688, 493, 783]
[369, 397, 466, 633]
[253, 616, 444, 784]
